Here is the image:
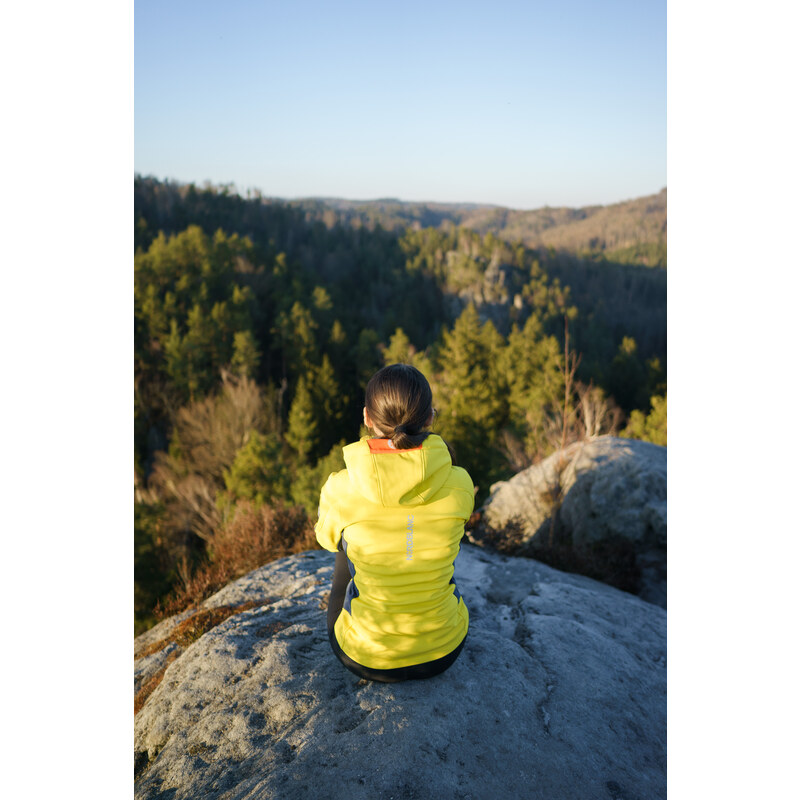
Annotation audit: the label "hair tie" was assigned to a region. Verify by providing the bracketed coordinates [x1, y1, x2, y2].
[394, 423, 409, 435]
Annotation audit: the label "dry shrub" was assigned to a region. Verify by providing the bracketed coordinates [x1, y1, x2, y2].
[537, 381, 622, 459]
[215, 501, 316, 569]
[576, 382, 623, 440]
[134, 647, 181, 715]
[149, 371, 280, 542]
[154, 557, 230, 620]
[162, 371, 272, 482]
[140, 599, 276, 659]
[468, 515, 529, 554]
[154, 501, 318, 619]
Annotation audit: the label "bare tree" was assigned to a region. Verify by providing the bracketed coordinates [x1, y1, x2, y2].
[559, 316, 581, 452]
[149, 371, 275, 543]
[575, 381, 623, 440]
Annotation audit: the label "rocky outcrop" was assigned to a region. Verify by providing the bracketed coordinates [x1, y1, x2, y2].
[134, 545, 666, 800]
[474, 436, 667, 607]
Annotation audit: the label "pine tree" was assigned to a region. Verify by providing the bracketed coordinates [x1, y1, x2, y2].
[219, 431, 289, 508]
[286, 374, 318, 464]
[327, 319, 349, 377]
[435, 304, 507, 487]
[291, 441, 347, 518]
[134, 224, 258, 404]
[383, 328, 414, 365]
[503, 314, 565, 460]
[353, 328, 382, 386]
[623, 393, 667, 446]
[330, 319, 347, 347]
[383, 327, 435, 378]
[183, 304, 215, 398]
[312, 354, 347, 455]
[164, 318, 189, 398]
[276, 301, 318, 375]
[231, 330, 261, 379]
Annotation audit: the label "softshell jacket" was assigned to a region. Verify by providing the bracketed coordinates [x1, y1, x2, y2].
[315, 434, 474, 670]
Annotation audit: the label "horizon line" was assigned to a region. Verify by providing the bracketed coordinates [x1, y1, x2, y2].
[134, 173, 667, 214]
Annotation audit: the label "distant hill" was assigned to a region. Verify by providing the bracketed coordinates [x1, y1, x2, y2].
[292, 189, 667, 267]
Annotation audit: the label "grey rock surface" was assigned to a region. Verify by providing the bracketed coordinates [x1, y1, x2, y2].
[479, 436, 667, 607]
[134, 545, 666, 800]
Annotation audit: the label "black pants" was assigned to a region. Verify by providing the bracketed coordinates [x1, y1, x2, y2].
[326, 546, 466, 683]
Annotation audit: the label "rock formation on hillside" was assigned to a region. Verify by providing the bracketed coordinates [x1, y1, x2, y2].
[134, 545, 666, 800]
[474, 436, 667, 608]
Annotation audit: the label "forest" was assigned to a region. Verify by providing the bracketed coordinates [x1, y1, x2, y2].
[134, 176, 667, 635]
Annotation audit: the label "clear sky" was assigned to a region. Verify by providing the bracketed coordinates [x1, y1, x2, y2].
[135, 0, 665, 209]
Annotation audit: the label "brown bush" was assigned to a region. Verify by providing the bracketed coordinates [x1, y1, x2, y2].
[134, 648, 181, 716]
[148, 371, 281, 543]
[154, 501, 318, 619]
[212, 501, 317, 572]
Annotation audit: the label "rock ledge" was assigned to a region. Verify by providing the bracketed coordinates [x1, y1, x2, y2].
[134, 545, 666, 800]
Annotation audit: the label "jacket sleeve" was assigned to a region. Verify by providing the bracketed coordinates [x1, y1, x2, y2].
[314, 472, 343, 552]
[452, 466, 476, 519]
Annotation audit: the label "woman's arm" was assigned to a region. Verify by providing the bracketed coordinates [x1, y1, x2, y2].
[314, 472, 344, 552]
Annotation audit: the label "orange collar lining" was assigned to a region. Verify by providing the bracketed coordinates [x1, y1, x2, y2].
[367, 438, 424, 453]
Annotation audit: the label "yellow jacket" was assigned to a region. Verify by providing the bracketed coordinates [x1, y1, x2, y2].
[315, 434, 474, 669]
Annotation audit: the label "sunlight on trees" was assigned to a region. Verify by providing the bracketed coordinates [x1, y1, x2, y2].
[133, 178, 666, 631]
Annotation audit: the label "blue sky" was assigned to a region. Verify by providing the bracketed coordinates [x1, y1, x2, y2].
[135, 0, 665, 209]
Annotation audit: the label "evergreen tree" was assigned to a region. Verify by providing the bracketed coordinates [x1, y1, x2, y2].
[312, 354, 347, 455]
[383, 328, 414, 365]
[291, 441, 347, 518]
[330, 319, 347, 347]
[382, 327, 435, 379]
[311, 286, 334, 332]
[218, 431, 289, 508]
[503, 314, 565, 460]
[286, 374, 318, 464]
[276, 301, 318, 376]
[163, 318, 189, 398]
[231, 330, 261, 379]
[182, 304, 216, 397]
[353, 328, 382, 387]
[435, 304, 507, 490]
[646, 356, 667, 398]
[134, 224, 258, 407]
[327, 319, 349, 377]
[623, 394, 667, 446]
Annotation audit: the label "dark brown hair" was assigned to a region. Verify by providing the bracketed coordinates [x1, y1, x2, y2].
[365, 364, 433, 450]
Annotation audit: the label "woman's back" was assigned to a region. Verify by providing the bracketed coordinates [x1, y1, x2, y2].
[316, 434, 473, 670]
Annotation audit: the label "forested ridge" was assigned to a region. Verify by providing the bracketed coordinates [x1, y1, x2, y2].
[134, 176, 667, 634]
[292, 188, 667, 268]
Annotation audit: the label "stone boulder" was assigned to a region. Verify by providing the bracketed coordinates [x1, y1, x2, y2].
[134, 545, 666, 800]
[475, 436, 667, 608]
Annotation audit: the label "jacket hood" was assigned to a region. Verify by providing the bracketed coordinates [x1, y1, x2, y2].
[342, 434, 453, 507]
